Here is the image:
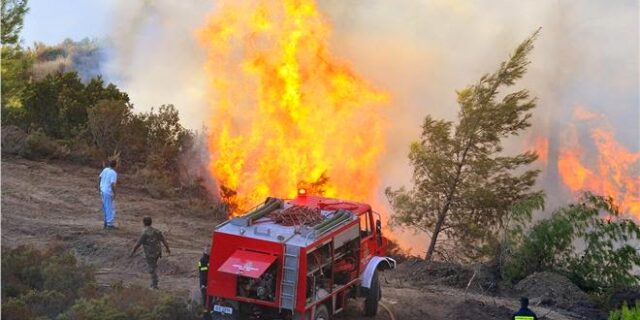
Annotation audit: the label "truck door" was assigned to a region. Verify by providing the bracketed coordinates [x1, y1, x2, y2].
[359, 211, 376, 268]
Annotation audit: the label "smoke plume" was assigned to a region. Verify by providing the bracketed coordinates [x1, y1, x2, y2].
[105, 0, 213, 128]
[105, 0, 639, 254]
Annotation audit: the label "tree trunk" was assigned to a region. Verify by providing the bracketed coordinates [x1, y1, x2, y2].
[424, 140, 473, 261]
[425, 213, 445, 260]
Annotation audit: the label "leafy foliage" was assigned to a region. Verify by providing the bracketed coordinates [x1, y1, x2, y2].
[1, 0, 28, 45]
[59, 286, 200, 320]
[0, 1, 207, 200]
[1, 245, 95, 319]
[87, 102, 195, 195]
[1, 246, 200, 320]
[22, 72, 129, 138]
[139, 104, 191, 174]
[609, 302, 640, 320]
[1, 57, 202, 197]
[496, 193, 545, 279]
[386, 29, 542, 261]
[21, 127, 69, 159]
[505, 193, 640, 293]
[1, 45, 32, 110]
[87, 99, 135, 159]
[1, 0, 31, 116]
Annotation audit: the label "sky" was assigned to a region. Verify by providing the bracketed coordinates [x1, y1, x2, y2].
[22, 0, 111, 45]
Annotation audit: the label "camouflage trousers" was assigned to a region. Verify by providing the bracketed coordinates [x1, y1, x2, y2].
[146, 255, 160, 288]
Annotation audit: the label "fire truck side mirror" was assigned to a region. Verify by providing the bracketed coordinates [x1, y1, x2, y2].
[375, 219, 382, 245]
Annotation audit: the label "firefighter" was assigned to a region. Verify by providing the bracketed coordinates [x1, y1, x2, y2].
[130, 216, 171, 289]
[198, 245, 210, 306]
[512, 297, 538, 320]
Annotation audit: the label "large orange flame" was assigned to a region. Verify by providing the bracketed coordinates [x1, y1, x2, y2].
[197, 0, 388, 214]
[557, 107, 640, 217]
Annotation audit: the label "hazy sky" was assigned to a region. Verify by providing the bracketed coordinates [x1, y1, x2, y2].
[22, 0, 111, 45]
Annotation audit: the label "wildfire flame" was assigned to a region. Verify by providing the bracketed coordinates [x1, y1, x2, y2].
[557, 107, 640, 217]
[530, 136, 549, 166]
[198, 0, 388, 214]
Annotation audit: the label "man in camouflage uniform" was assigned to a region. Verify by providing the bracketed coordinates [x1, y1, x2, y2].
[130, 216, 170, 289]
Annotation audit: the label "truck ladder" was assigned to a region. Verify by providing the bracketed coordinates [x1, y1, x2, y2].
[280, 244, 300, 310]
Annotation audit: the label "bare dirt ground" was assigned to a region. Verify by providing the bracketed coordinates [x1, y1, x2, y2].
[1, 158, 214, 294]
[1, 158, 590, 319]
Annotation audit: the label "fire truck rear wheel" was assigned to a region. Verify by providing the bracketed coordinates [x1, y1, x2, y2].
[364, 270, 380, 317]
[314, 304, 330, 320]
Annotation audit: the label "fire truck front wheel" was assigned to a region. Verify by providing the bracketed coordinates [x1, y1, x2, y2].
[364, 270, 380, 317]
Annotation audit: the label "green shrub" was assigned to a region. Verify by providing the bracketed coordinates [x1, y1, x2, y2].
[64, 129, 102, 165]
[19, 289, 68, 318]
[21, 128, 69, 160]
[42, 251, 95, 299]
[1, 298, 33, 320]
[2, 246, 48, 298]
[87, 99, 134, 161]
[1, 125, 27, 155]
[609, 302, 640, 320]
[150, 295, 199, 320]
[1, 246, 95, 319]
[59, 286, 200, 320]
[59, 297, 127, 320]
[505, 193, 640, 292]
[134, 167, 176, 198]
[21, 71, 129, 139]
[1, 246, 199, 320]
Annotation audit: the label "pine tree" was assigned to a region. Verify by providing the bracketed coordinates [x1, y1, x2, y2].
[386, 29, 543, 261]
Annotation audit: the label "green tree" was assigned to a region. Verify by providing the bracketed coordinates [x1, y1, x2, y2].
[142, 104, 190, 171]
[1, 0, 31, 113]
[1, 45, 32, 111]
[22, 71, 87, 137]
[1, 0, 29, 45]
[505, 193, 640, 292]
[386, 29, 542, 261]
[21, 72, 130, 137]
[84, 76, 129, 107]
[87, 99, 134, 159]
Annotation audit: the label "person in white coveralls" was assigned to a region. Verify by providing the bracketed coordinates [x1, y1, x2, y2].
[98, 159, 118, 229]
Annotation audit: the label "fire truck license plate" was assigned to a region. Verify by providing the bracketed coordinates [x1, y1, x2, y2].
[213, 305, 233, 315]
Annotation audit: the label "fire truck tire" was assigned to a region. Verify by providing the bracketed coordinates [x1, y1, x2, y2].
[364, 271, 380, 317]
[314, 304, 330, 320]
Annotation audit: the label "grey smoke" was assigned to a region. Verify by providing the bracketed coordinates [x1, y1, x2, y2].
[105, 0, 214, 128]
[31, 38, 106, 81]
[318, 0, 638, 252]
[102, 0, 639, 253]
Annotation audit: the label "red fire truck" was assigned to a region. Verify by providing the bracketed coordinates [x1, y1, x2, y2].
[204, 191, 396, 320]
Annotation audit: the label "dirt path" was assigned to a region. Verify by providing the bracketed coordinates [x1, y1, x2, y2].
[1, 158, 587, 319]
[1, 158, 215, 295]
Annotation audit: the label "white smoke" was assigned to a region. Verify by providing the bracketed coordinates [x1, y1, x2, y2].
[103, 0, 639, 254]
[319, 0, 638, 253]
[105, 0, 214, 128]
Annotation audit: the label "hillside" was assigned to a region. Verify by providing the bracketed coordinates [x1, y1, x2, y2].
[1, 158, 594, 319]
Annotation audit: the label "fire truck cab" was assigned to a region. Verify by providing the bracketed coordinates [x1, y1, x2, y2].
[205, 194, 396, 320]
